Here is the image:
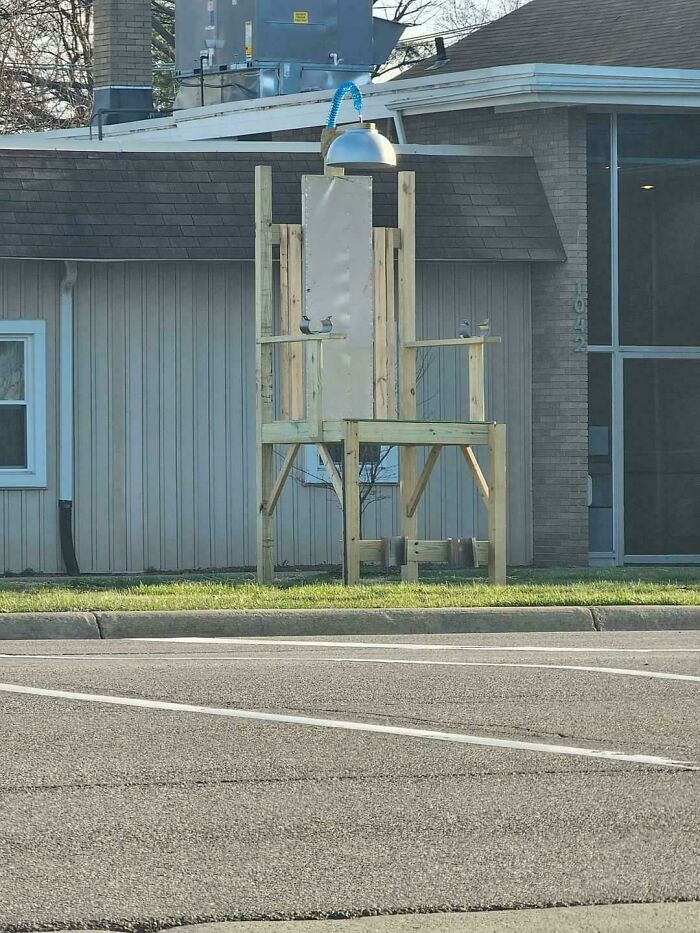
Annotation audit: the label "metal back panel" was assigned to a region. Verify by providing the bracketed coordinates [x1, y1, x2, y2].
[175, 0, 382, 74]
[302, 175, 375, 421]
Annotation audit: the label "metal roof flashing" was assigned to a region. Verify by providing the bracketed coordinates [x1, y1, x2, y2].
[4, 63, 700, 150]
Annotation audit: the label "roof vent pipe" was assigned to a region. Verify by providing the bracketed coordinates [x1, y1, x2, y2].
[92, 0, 154, 126]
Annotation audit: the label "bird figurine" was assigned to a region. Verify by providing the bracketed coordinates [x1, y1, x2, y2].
[459, 320, 471, 338]
[478, 318, 491, 338]
[300, 315, 333, 335]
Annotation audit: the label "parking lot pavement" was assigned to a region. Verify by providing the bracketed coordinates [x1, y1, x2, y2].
[0, 631, 698, 929]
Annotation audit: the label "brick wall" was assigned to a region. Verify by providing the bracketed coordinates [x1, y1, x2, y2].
[405, 107, 589, 565]
[93, 0, 152, 88]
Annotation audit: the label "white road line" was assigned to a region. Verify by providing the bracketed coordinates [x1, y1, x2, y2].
[1, 653, 699, 684]
[132, 636, 700, 654]
[0, 680, 696, 771]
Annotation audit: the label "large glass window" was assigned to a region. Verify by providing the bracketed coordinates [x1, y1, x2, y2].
[618, 114, 700, 346]
[624, 359, 700, 556]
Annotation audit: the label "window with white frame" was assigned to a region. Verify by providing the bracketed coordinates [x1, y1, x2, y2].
[0, 321, 47, 488]
[304, 443, 399, 485]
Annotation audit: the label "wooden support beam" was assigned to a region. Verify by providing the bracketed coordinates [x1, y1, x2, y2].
[255, 165, 275, 583]
[288, 224, 304, 420]
[258, 334, 346, 345]
[305, 339, 323, 440]
[264, 444, 300, 517]
[353, 420, 491, 446]
[461, 445, 490, 504]
[279, 223, 292, 421]
[472, 539, 490, 568]
[405, 337, 501, 349]
[406, 444, 442, 518]
[398, 171, 418, 583]
[374, 227, 388, 419]
[343, 421, 361, 586]
[386, 228, 397, 419]
[359, 539, 385, 562]
[488, 423, 507, 586]
[469, 341, 486, 422]
[316, 443, 343, 503]
[406, 539, 451, 563]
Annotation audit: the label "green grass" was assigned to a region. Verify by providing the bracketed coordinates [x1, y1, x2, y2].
[1, 567, 700, 612]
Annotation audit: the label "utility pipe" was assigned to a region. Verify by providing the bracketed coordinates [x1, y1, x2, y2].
[59, 261, 80, 575]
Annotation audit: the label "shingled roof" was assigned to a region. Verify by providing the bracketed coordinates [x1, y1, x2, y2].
[0, 149, 564, 263]
[403, 0, 700, 79]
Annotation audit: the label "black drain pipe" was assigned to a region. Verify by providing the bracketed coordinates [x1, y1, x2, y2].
[59, 261, 80, 575]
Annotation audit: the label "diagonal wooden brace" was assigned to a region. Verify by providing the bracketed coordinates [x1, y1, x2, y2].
[264, 443, 301, 517]
[406, 444, 442, 518]
[461, 444, 490, 504]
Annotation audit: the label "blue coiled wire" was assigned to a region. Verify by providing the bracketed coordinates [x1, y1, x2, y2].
[326, 81, 363, 129]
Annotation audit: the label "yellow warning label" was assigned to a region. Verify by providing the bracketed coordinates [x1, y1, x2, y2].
[293, 11, 309, 23]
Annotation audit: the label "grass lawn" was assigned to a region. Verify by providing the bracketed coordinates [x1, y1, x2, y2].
[1, 567, 700, 612]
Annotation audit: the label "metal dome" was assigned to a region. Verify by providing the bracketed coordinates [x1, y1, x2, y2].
[325, 123, 397, 171]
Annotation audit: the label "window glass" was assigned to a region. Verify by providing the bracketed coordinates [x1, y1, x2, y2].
[586, 114, 612, 346]
[0, 405, 27, 468]
[618, 115, 700, 346]
[0, 340, 24, 400]
[588, 353, 613, 552]
[624, 358, 700, 555]
[0, 323, 45, 487]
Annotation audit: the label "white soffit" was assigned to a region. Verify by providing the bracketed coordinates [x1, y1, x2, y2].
[5, 63, 700, 149]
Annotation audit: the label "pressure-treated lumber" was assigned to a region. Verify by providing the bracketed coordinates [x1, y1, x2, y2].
[406, 444, 442, 518]
[258, 334, 346, 345]
[316, 443, 343, 503]
[279, 223, 291, 420]
[359, 539, 385, 562]
[343, 421, 361, 586]
[488, 422, 507, 585]
[461, 445, 490, 504]
[305, 340, 323, 439]
[374, 228, 389, 419]
[405, 337, 501, 349]
[255, 166, 275, 583]
[469, 341, 486, 422]
[385, 228, 397, 419]
[264, 444, 301, 517]
[288, 224, 304, 419]
[398, 172, 418, 582]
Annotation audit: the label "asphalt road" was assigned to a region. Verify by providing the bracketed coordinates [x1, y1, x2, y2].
[0, 630, 698, 930]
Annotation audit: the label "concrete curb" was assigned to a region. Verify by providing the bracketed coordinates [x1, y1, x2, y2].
[0, 611, 100, 640]
[1, 605, 700, 641]
[95, 606, 594, 639]
[594, 605, 700, 631]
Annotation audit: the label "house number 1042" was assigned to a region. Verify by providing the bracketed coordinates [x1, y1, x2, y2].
[573, 280, 587, 352]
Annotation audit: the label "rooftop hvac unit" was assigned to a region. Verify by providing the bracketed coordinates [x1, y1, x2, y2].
[174, 0, 404, 109]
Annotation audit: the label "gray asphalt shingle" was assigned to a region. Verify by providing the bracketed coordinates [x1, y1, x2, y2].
[0, 149, 564, 262]
[402, 0, 700, 79]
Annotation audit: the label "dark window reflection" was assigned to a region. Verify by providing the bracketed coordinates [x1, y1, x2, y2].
[624, 359, 700, 555]
[588, 354, 613, 552]
[618, 115, 700, 346]
[587, 114, 612, 346]
[0, 405, 27, 468]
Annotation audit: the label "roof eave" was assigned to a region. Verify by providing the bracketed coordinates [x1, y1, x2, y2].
[5, 63, 700, 149]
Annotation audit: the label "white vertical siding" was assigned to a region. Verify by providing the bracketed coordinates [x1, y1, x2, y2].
[0, 261, 62, 573]
[2, 259, 531, 573]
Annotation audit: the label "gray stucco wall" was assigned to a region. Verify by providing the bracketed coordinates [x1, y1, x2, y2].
[0, 258, 532, 573]
[405, 107, 589, 565]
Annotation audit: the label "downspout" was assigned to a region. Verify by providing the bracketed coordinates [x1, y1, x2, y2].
[59, 261, 80, 575]
[393, 110, 407, 145]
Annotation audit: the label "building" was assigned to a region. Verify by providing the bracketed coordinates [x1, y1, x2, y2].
[1, 0, 699, 572]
